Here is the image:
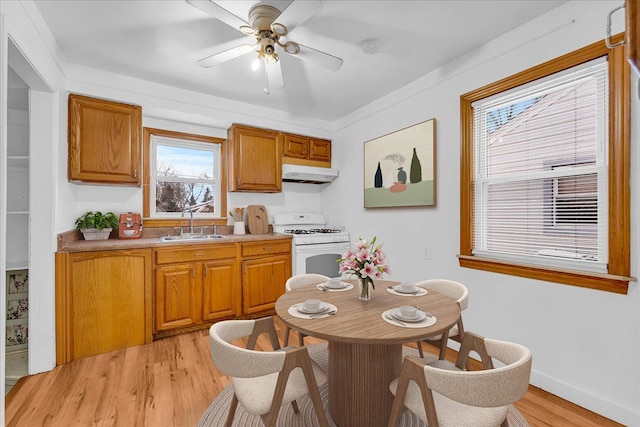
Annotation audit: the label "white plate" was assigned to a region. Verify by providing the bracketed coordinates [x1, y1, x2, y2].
[324, 281, 348, 289]
[392, 308, 427, 322]
[393, 285, 419, 294]
[297, 302, 330, 314]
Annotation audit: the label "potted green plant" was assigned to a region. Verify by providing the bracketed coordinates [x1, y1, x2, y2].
[75, 211, 119, 240]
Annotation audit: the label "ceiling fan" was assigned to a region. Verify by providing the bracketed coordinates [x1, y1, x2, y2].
[186, 0, 343, 94]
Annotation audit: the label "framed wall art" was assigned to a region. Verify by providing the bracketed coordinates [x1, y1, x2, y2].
[363, 118, 436, 208]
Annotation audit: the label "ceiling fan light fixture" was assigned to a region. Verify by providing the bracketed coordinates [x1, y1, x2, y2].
[265, 52, 279, 64]
[240, 25, 256, 35]
[270, 22, 288, 37]
[283, 41, 300, 55]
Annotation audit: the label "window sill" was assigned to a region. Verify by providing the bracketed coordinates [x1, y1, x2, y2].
[457, 255, 634, 294]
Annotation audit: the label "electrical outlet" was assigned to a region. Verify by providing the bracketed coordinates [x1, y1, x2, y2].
[423, 246, 431, 260]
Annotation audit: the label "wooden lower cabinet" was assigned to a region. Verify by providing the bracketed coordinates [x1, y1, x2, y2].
[55, 249, 152, 364]
[202, 258, 239, 321]
[153, 244, 239, 335]
[56, 238, 290, 361]
[154, 263, 200, 331]
[241, 240, 291, 315]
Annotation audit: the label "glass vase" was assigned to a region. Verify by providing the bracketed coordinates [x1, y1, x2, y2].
[359, 279, 371, 301]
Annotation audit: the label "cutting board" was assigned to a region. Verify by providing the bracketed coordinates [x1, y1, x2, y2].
[246, 205, 269, 234]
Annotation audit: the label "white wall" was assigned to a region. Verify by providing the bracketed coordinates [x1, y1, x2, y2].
[323, 2, 639, 426]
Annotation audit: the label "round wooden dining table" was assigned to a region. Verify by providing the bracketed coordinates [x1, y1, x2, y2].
[275, 279, 460, 427]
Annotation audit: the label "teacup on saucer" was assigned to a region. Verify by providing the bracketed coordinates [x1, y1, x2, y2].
[399, 305, 418, 319]
[326, 278, 344, 289]
[397, 283, 417, 293]
[304, 299, 321, 311]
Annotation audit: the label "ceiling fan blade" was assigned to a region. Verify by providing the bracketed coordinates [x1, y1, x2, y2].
[290, 43, 343, 72]
[197, 42, 258, 68]
[185, 0, 249, 31]
[265, 61, 284, 94]
[273, 0, 322, 33]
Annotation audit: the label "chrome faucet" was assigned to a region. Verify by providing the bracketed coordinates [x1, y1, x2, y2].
[181, 205, 194, 234]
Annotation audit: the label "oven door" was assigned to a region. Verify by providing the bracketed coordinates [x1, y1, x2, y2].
[294, 242, 350, 277]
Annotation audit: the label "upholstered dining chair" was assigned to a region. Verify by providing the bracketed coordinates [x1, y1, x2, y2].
[283, 273, 331, 346]
[209, 317, 330, 427]
[414, 279, 469, 359]
[388, 331, 532, 427]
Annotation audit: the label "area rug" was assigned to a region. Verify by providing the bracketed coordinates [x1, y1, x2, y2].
[198, 343, 530, 426]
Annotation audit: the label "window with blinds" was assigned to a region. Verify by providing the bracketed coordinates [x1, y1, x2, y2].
[471, 58, 608, 273]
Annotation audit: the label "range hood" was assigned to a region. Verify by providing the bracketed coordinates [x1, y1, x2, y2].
[282, 164, 339, 184]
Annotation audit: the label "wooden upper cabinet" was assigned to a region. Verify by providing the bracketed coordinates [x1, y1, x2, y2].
[68, 94, 142, 185]
[283, 132, 331, 166]
[309, 138, 331, 162]
[283, 133, 309, 159]
[227, 124, 282, 192]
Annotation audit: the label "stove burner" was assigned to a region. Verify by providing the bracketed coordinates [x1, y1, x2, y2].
[309, 228, 342, 234]
[283, 228, 343, 235]
[284, 229, 315, 235]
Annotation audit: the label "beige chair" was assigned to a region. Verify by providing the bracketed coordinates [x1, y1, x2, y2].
[283, 274, 331, 346]
[209, 317, 329, 427]
[388, 331, 532, 427]
[414, 279, 469, 359]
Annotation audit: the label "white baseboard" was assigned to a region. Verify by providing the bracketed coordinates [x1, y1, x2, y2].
[530, 370, 639, 427]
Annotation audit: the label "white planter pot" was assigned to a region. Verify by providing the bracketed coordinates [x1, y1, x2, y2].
[81, 228, 112, 240]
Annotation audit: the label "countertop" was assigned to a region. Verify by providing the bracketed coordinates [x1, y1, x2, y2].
[57, 226, 292, 253]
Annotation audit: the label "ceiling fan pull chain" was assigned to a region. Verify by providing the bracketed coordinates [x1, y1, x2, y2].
[264, 66, 270, 95]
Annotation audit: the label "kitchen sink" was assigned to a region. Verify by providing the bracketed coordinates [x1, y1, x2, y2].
[159, 234, 226, 242]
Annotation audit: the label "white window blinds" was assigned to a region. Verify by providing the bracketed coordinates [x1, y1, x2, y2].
[471, 57, 608, 273]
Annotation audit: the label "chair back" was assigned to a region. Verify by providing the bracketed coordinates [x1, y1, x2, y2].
[209, 319, 286, 378]
[424, 337, 532, 408]
[285, 274, 331, 292]
[415, 279, 469, 310]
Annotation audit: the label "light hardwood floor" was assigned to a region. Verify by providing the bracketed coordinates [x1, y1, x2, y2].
[5, 318, 623, 427]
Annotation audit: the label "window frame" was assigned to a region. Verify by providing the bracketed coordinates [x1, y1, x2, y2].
[143, 127, 227, 228]
[459, 35, 632, 294]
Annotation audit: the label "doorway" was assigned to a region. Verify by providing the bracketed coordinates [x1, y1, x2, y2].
[2, 37, 57, 400]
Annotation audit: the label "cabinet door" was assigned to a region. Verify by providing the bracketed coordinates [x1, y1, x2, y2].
[68, 94, 142, 185]
[283, 134, 309, 159]
[309, 139, 331, 162]
[202, 258, 240, 321]
[242, 254, 290, 314]
[56, 249, 152, 363]
[228, 124, 282, 192]
[154, 263, 200, 331]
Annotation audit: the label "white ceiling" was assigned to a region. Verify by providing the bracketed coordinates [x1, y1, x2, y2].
[33, 0, 566, 122]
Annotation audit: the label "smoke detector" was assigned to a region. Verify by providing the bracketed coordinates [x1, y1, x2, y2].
[362, 39, 379, 54]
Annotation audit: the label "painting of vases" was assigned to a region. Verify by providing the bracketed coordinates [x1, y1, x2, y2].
[363, 119, 436, 208]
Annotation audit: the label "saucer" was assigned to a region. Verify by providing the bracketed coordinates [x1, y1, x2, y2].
[324, 281, 348, 289]
[297, 302, 329, 314]
[393, 285, 419, 294]
[392, 308, 427, 322]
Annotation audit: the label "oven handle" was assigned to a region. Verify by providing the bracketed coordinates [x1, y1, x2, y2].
[294, 242, 351, 253]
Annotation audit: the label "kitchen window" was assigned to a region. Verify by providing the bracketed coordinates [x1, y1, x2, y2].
[459, 36, 632, 293]
[143, 128, 227, 227]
